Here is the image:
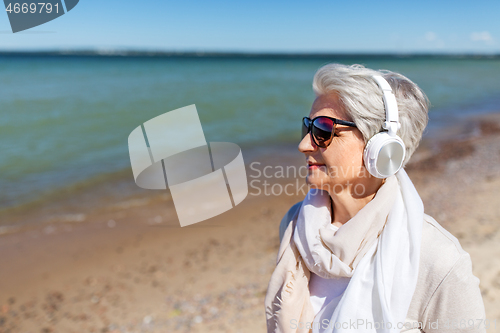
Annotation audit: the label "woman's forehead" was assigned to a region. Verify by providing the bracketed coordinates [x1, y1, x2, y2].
[310, 93, 349, 119]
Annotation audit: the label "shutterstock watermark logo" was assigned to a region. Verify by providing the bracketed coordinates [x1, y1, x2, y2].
[3, 0, 79, 33]
[128, 105, 248, 227]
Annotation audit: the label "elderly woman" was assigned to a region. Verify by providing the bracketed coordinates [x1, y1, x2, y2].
[265, 64, 486, 333]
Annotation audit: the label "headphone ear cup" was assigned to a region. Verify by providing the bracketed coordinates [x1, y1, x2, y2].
[363, 134, 379, 177]
[363, 133, 406, 178]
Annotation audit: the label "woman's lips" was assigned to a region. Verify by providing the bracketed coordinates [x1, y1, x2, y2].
[308, 163, 325, 169]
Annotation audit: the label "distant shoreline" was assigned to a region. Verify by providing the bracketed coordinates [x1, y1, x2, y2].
[0, 50, 499, 59]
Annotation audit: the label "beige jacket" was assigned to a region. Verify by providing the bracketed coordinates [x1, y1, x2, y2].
[277, 202, 487, 333]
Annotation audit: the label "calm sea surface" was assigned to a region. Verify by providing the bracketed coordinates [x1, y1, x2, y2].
[1, 56, 500, 210]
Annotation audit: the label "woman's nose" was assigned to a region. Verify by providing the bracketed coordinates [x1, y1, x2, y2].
[298, 133, 316, 153]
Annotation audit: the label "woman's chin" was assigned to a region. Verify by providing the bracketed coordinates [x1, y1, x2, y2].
[305, 177, 329, 190]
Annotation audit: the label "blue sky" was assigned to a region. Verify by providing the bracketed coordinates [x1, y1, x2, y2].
[1, 0, 499, 53]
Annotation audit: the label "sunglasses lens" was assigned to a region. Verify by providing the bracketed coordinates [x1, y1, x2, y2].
[312, 117, 335, 147]
[302, 118, 310, 138]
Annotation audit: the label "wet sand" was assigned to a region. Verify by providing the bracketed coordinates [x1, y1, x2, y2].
[1, 113, 500, 333]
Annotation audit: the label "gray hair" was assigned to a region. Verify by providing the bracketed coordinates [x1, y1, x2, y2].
[312, 63, 429, 166]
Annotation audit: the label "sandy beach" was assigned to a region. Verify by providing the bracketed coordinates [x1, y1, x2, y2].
[1, 112, 500, 333]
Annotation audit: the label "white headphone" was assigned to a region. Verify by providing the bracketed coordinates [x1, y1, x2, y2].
[363, 75, 406, 179]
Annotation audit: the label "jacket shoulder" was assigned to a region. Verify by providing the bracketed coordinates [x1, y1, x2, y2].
[415, 214, 468, 297]
[406, 214, 485, 331]
[419, 213, 467, 274]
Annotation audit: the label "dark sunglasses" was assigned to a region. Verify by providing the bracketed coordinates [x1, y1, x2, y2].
[302, 116, 357, 148]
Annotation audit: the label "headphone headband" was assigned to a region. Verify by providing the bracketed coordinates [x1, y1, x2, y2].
[372, 75, 400, 136]
[363, 75, 406, 178]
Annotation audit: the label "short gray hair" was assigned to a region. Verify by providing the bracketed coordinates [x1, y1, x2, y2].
[312, 63, 429, 166]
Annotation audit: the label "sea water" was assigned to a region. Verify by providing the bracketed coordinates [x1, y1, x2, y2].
[1, 55, 500, 211]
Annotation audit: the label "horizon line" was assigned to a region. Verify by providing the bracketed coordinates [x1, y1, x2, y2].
[0, 49, 499, 59]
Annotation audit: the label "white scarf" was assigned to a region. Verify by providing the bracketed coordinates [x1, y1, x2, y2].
[265, 169, 423, 333]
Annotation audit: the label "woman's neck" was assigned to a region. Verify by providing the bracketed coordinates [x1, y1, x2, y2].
[328, 179, 384, 226]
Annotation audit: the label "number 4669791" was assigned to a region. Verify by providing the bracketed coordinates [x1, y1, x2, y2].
[6, 3, 59, 14]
